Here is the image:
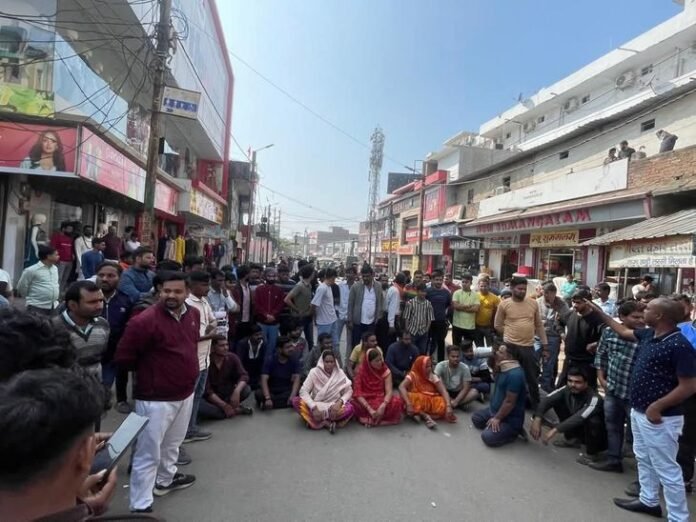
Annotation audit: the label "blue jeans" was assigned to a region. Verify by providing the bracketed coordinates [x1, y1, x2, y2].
[536, 335, 561, 392]
[260, 324, 279, 357]
[316, 321, 336, 348]
[472, 407, 522, 447]
[412, 333, 429, 355]
[604, 392, 632, 464]
[187, 368, 208, 436]
[631, 409, 688, 521]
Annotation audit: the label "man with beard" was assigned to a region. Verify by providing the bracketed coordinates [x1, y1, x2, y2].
[119, 247, 155, 304]
[255, 268, 287, 358]
[115, 271, 199, 513]
[96, 262, 133, 413]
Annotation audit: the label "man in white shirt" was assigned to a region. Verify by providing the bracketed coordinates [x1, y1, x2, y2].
[386, 273, 406, 342]
[311, 268, 338, 349]
[73, 225, 93, 280]
[17, 245, 60, 315]
[207, 269, 238, 338]
[347, 265, 384, 348]
[336, 267, 356, 364]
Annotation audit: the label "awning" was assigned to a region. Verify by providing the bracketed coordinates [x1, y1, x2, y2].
[582, 209, 696, 246]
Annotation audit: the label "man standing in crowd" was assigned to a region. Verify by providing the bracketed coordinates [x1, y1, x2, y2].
[102, 225, 121, 263]
[255, 268, 286, 357]
[402, 283, 434, 355]
[593, 282, 617, 317]
[591, 300, 643, 473]
[207, 268, 238, 340]
[558, 289, 603, 389]
[632, 275, 656, 299]
[81, 237, 105, 280]
[592, 298, 696, 521]
[404, 270, 423, 301]
[475, 274, 500, 349]
[347, 265, 384, 348]
[494, 276, 547, 409]
[427, 270, 452, 362]
[96, 262, 133, 414]
[116, 271, 199, 513]
[472, 344, 527, 447]
[232, 265, 254, 341]
[385, 331, 418, 387]
[386, 272, 406, 348]
[337, 267, 357, 363]
[536, 282, 569, 392]
[74, 224, 93, 280]
[199, 337, 253, 419]
[119, 247, 155, 304]
[184, 271, 220, 444]
[17, 245, 60, 316]
[444, 272, 460, 294]
[452, 273, 480, 346]
[285, 264, 315, 350]
[560, 273, 577, 305]
[530, 367, 606, 464]
[276, 264, 295, 327]
[51, 222, 74, 294]
[312, 268, 339, 348]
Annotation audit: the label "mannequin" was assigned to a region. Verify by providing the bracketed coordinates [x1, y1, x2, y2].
[24, 213, 48, 267]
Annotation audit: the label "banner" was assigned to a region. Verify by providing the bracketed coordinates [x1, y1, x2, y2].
[609, 236, 695, 268]
[189, 189, 224, 224]
[423, 185, 447, 226]
[380, 239, 399, 253]
[0, 0, 56, 117]
[0, 122, 77, 175]
[79, 129, 146, 202]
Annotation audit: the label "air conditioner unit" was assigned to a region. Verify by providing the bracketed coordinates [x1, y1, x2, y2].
[493, 186, 510, 195]
[615, 70, 636, 90]
[523, 120, 536, 133]
[563, 97, 579, 113]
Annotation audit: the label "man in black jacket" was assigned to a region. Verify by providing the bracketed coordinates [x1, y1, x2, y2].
[530, 366, 607, 463]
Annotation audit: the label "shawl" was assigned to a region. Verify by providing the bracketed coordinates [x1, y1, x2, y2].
[407, 355, 439, 396]
[353, 348, 390, 401]
[303, 351, 352, 408]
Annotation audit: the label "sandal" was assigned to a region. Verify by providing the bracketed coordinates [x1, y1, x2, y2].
[423, 415, 437, 429]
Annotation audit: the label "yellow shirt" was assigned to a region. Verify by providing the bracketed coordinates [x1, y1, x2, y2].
[349, 345, 383, 365]
[476, 292, 501, 327]
[452, 289, 481, 330]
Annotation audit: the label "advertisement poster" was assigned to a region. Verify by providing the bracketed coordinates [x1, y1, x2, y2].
[0, 122, 77, 175]
[79, 129, 146, 202]
[0, 0, 56, 117]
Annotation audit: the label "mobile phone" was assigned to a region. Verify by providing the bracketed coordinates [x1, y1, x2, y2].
[93, 413, 149, 480]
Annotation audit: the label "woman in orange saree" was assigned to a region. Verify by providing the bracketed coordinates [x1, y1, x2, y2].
[351, 348, 403, 426]
[399, 355, 456, 429]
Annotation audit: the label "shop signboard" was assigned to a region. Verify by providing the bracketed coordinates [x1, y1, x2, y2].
[470, 208, 593, 234]
[608, 236, 695, 268]
[0, 122, 77, 176]
[155, 181, 179, 215]
[443, 204, 464, 222]
[0, 0, 56, 117]
[423, 185, 447, 226]
[529, 229, 579, 248]
[422, 240, 444, 255]
[380, 239, 399, 252]
[450, 238, 481, 250]
[477, 159, 628, 218]
[161, 86, 201, 120]
[482, 235, 520, 249]
[405, 227, 431, 243]
[79, 129, 146, 202]
[190, 189, 224, 224]
[397, 244, 415, 255]
[430, 223, 459, 239]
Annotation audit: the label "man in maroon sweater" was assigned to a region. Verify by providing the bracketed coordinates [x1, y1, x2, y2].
[115, 271, 200, 513]
[254, 268, 286, 358]
[51, 222, 74, 294]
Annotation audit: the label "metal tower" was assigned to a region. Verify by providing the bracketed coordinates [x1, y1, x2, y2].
[367, 127, 385, 265]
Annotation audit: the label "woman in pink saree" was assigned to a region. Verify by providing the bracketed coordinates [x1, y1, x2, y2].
[292, 350, 354, 433]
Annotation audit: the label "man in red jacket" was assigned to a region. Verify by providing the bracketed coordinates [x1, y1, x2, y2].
[254, 268, 287, 358]
[115, 271, 199, 513]
[51, 222, 74, 294]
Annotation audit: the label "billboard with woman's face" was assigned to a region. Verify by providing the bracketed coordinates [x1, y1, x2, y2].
[0, 122, 77, 175]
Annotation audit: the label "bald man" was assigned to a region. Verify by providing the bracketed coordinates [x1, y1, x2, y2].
[590, 297, 696, 521]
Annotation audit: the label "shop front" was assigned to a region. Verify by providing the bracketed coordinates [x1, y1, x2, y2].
[179, 187, 228, 265]
[397, 244, 416, 273]
[450, 238, 482, 279]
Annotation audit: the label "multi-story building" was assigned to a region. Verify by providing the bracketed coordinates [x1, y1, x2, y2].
[0, 0, 234, 279]
[421, 0, 696, 291]
[308, 226, 358, 259]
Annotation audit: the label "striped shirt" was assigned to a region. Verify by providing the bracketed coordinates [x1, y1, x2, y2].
[593, 327, 636, 400]
[402, 298, 434, 336]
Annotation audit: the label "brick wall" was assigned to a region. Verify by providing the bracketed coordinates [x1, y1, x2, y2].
[628, 144, 696, 190]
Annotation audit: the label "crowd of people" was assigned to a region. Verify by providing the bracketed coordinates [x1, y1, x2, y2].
[0, 252, 695, 521]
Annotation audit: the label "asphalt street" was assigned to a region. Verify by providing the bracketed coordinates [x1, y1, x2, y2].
[105, 398, 696, 522]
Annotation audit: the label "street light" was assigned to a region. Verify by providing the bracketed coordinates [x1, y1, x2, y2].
[248, 144, 275, 263]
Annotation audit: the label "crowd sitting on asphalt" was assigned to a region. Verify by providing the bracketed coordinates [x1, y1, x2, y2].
[0, 252, 695, 521]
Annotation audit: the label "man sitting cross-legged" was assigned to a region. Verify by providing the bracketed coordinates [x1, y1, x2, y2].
[255, 336, 301, 410]
[199, 337, 253, 419]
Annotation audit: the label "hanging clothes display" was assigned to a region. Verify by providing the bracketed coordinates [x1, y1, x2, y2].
[174, 235, 185, 263]
[185, 235, 199, 257]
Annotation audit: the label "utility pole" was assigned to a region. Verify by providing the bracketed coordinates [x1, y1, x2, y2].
[141, 0, 172, 246]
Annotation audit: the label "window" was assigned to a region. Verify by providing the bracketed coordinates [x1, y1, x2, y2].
[502, 176, 511, 188]
[641, 118, 655, 132]
[505, 132, 511, 139]
[467, 188, 474, 204]
[495, 143, 503, 150]
[537, 115, 545, 123]
[559, 150, 569, 160]
[581, 94, 590, 104]
[640, 64, 653, 76]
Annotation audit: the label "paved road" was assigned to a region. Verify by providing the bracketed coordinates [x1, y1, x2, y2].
[105, 400, 696, 521]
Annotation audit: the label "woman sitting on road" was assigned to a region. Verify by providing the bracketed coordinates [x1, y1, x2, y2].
[399, 355, 456, 429]
[292, 350, 354, 433]
[346, 332, 383, 379]
[351, 348, 403, 427]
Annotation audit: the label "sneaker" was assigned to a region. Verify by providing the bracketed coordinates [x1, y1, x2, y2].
[176, 446, 192, 466]
[153, 473, 195, 497]
[183, 430, 212, 443]
[131, 506, 153, 513]
[116, 401, 132, 414]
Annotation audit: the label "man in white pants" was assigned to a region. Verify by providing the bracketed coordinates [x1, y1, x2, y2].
[115, 271, 201, 513]
[592, 297, 696, 521]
